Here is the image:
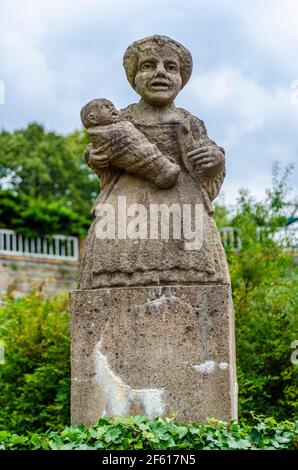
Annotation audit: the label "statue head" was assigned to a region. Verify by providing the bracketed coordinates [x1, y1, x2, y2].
[80, 98, 119, 128]
[123, 35, 192, 107]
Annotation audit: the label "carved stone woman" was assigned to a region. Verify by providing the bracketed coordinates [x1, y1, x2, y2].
[72, 36, 237, 425]
[79, 35, 230, 288]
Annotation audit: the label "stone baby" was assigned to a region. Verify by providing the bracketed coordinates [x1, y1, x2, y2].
[80, 98, 180, 189]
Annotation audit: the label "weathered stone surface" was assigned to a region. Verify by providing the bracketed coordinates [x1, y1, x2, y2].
[71, 285, 237, 425]
[78, 35, 227, 289]
[80, 99, 180, 189]
[71, 35, 237, 424]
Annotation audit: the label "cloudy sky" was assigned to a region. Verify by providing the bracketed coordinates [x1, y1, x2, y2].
[0, 0, 297, 203]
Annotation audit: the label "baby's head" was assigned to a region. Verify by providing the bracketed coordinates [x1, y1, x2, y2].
[80, 98, 119, 128]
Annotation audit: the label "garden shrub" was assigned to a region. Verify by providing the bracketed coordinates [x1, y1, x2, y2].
[0, 416, 297, 450]
[0, 292, 70, 433]
[226, 166, 298, 421]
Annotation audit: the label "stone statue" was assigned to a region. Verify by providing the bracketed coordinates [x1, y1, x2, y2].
[71, 35, 237, 425]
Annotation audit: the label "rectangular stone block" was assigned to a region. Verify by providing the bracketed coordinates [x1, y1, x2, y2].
[70, 284, 237, 425]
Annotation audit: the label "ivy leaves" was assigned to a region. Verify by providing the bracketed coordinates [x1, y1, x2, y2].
[0, 416, 297, 450]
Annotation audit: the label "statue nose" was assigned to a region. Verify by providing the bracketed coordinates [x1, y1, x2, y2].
[154, 62, 167, 77]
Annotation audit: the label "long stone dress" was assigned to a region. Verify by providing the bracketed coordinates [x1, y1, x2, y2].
[78, 104, 230, 288]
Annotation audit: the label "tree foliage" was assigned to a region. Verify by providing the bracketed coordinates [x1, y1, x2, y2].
[226, 163, 298, 421]
[0, 123, 98, 235]
[0, 190, 89, 237]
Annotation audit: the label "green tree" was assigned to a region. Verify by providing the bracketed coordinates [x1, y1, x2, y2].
[0, 190, 89, 237]
[228, 164, 298, 421]
[0, 123, 98, 221]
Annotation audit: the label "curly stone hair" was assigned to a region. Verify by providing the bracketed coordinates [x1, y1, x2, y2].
[123, 35, 193, 90]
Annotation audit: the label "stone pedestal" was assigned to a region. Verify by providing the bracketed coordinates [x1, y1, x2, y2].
[71, 284, 237, 425]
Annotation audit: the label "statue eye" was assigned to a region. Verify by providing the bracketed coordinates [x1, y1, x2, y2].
[166, 63, 178, 72]
[141, 62, 154, 71]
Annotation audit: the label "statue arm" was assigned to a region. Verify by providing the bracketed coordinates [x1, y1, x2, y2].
[85, 122, 179, 189]
[83, 124, 131, 178]
[84, 122, 140, 173]
[188, 115, 226, 201]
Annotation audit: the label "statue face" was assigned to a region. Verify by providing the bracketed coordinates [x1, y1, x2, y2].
[88, 102, 119, 126]
[134, 45, 182, 106]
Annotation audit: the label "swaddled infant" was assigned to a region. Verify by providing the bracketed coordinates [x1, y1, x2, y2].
[80, 99, 180, 189]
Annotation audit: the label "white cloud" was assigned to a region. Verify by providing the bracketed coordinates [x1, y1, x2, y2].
[243, 0, 298, 61]
[189, 65, 298, 146]
[184, 64, 298, 203]
[189, 67, 268, 141]
[0, 0, 297, 202]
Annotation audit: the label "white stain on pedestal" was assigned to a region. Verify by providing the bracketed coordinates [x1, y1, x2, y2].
[193, 361, 230, 373]
[193, 360, 216, 374]
[146, 294, 178, 314]
[93, 341, 164, 417]
[219, 362, 229, 370]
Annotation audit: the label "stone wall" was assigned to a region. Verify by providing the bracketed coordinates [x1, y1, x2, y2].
[0, 254, 79, 297]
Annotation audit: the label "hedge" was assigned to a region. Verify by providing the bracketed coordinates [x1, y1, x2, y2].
[0, 416, 297, 450]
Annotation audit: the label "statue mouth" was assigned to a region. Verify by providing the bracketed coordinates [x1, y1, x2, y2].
[150, 80, 170, 90]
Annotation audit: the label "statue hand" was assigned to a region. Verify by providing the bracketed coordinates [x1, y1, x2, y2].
[87, 143, 112, 169]
[187, 145, 224, 175]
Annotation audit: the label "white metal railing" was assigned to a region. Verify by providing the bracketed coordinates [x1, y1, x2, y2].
[0, 229, 79, 261]
[0, 227, 296, 260]
[271, 225, 298, 253]
[220, 226, 298, 253]
[220, 227, 242, 251]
